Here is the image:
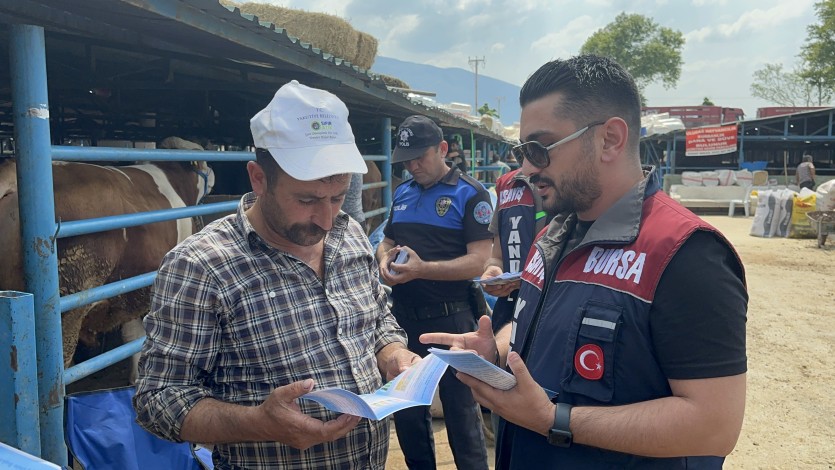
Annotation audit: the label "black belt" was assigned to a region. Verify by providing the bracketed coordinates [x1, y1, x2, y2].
[394, 300, 472, 320]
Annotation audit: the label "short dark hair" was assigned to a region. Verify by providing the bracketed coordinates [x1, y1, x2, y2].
[519, 55, 641, 148]
[255, 148, 282, 188]
[254, 148, 350, 187]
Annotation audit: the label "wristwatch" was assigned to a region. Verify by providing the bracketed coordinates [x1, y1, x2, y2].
[547, 403, 573, 447]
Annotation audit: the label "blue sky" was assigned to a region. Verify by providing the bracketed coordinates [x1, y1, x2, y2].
[249, 0, 821, 119]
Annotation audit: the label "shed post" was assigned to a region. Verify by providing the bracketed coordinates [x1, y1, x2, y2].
[381, 117, 392, 211]
[0, 291, 41, 456]
[9, 24, 67, 466]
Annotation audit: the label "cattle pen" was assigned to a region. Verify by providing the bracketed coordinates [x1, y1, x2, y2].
[0, 28, 398, 466]
[0, 2, 514, 467]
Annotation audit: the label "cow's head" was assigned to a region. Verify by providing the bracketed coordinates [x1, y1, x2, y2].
[192, 161, 215, 203]
[159, 137, 215, 204]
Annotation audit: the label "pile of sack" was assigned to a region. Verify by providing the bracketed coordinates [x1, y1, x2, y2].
[750, 180, 835, 238]
[681, 169, 754, 187]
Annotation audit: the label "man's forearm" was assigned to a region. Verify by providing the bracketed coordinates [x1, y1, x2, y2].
[419, 253, 487, 281]
[180, 397, 267, 444]
[375, 240, 394, 263]
[552, 375, 746, 458]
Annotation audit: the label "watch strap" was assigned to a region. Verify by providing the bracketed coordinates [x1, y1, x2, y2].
[556, 402, 572, 432]
[547, 403, 573, 447]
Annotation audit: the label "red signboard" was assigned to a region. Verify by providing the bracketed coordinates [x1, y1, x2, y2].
[685, 124, 738, 156]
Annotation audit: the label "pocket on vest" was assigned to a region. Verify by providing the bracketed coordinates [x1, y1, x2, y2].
[561, 301, 623, 402]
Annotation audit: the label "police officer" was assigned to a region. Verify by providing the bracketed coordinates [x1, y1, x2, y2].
[377, 115, 492, 470]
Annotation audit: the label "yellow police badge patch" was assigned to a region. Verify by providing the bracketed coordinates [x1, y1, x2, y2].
[436, 196, 452, 216]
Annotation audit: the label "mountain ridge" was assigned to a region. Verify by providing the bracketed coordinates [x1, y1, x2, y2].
[372, 56, 523, 126]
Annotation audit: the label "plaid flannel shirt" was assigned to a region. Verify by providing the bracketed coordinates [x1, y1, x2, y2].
[133, 192, 407, 469]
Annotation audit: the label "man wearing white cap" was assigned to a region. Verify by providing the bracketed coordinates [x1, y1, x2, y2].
[134, 80, 419, 470]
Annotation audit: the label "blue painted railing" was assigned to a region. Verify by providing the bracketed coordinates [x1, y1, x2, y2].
[3, 24, 393, 466]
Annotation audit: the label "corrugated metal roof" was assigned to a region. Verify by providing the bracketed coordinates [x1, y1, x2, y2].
[0, 0, 508, 141]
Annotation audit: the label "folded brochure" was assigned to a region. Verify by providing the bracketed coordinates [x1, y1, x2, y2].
[475, 271, 522, 286]
[302, 349, 519, 420]
[427, 348, 517, 390]
[301, 353, 448, 420]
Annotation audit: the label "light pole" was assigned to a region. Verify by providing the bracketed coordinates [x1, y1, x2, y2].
[496, 96, 505, 119]
[468, 56, 485, 115]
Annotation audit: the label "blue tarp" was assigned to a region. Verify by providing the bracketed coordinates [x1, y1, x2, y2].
[65, 387, 211, 470]
[740, 161, 768, 171]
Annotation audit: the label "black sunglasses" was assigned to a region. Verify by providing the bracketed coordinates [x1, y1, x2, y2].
[511, 121, 606, 168]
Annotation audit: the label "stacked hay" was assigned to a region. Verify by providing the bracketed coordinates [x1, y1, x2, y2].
[221, 1, 378, 70]
[379, 74, 410, 90]
[354, 32, 377, 72]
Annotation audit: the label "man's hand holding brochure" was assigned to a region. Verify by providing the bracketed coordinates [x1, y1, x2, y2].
[301, 354, 448, 420]
[301, 348, 520, 420]
[427, 348, 517, 390]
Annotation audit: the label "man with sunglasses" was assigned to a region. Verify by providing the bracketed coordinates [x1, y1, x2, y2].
[421, 55, 747, 469]
[377, 115, 492, 470]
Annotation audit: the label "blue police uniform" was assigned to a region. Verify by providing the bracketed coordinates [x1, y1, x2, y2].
[385, 167, 493, 470]
[497, 170, 747, 469]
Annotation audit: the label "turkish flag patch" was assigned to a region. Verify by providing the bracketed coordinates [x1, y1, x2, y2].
[574, 344, 604, 380]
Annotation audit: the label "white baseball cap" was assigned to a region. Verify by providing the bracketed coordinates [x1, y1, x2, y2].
[250, 80, 367, 181]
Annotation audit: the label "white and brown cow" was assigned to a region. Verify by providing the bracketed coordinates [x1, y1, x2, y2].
[0, 143, 214, 380]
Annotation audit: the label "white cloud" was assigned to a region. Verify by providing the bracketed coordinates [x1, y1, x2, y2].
[530, 15, 598, 55]
[691, 0, 729, 5]
[683, 56, 743, 74]
[461, 12, 494, 29]
[373, 14, 422, 55]
[685, 1, 815, 43]
[511, 0, 563, 11]
[490, 42, 506, 53]
[452, 0, 491, 10]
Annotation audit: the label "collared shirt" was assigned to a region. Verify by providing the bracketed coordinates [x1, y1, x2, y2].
[384, 168, 494, 304]
[133, 192, 407, 470]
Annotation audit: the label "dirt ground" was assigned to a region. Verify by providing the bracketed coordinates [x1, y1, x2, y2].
[385, 215, 835, 469]
[68, 214, 834, 468]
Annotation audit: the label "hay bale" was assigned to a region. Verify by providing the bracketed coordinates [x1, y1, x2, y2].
[355, 32, 378, 70]
[225, 2, 377, 70]
[380, 74, 410, 89]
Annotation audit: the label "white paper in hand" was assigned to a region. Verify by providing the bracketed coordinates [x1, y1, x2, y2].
[474, 272, 522, 286]
[427, 347, 517, 390]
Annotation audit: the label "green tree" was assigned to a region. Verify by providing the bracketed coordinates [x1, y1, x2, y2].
[580, 12, 685, 97]
[477, 102, 499, 118]
[750, 62, 829, 106]
[702, 97, 715, 106]
[799, 0, 835, 104]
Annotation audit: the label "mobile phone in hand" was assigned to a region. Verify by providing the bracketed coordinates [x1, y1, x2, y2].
[389, 250, 409, 275]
